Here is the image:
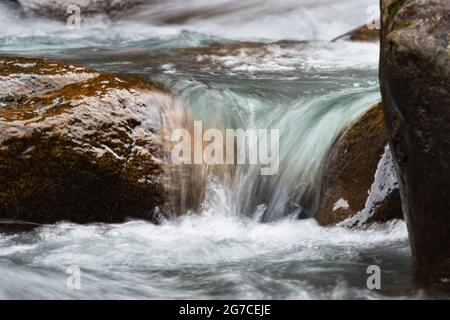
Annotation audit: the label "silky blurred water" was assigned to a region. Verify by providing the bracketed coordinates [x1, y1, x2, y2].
[1, 0, 446, 300]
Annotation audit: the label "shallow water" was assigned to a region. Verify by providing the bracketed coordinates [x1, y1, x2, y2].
[0, 0, 447, 299]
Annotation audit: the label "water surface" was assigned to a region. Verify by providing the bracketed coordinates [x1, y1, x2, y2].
[0, 0, 445, 300]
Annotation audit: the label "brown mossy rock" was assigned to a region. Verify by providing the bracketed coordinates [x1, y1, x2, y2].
[315, 103, 402, 226]
[380, 0, 450, 285]
[0, 56, 175, 224]
[332, 25, 380, 42]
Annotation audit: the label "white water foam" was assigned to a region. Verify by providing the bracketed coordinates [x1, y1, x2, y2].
[129, 0, 379, 41]
[0, 179, 409, 299]
[0, 0, 420, 301]
[199, 41, 379, 74]
[0, 0, 379, 51]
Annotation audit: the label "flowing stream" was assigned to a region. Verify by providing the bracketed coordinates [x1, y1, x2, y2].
[0, 0, 445, 299]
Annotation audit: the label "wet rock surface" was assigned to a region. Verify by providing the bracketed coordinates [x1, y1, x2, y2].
[315, 103, 402, 226]
[332, 25, 380, 42]
[380, 0, 450, 285]
[0, 56, 176, 224]
[341, 145, 402, 228]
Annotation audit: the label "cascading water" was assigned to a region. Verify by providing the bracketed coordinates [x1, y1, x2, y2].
[155, 61, 382, 221]
[1, 0, 442, 300]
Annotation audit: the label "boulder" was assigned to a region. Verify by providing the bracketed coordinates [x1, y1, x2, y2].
[332, 25, 380, 42]
[380, 0, 450, 285]
[315, 103, 402, 226]
[0, 56, 176, 224]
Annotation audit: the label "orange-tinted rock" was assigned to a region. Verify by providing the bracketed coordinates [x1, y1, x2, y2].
[0, 56, 176, 224]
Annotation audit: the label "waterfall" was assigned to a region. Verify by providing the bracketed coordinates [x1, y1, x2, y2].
[0, 0, 422, 301]
[158, 70, 381, 221]
[0, 0, 381, 222]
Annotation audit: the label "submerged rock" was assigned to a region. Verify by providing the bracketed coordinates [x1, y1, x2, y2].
[315, 103, 402, 226]
[0, 56, 177, 224]
[332, 25, 380, 42]
[380, 0, 450, 285]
